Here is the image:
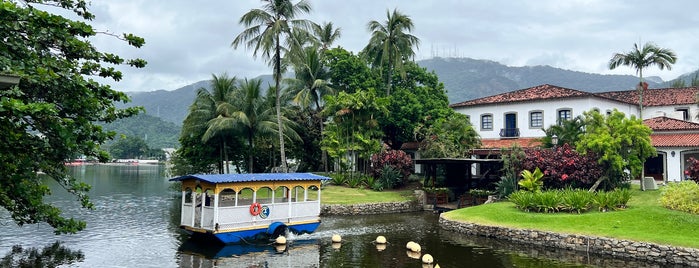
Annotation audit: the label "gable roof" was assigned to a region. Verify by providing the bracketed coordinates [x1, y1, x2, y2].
[596, 87, 699, 107]
[644, 117, 699, 131]
[450, 84, 592, 108]
[169, 173, 330, 184]
[651, 133, 699, 147]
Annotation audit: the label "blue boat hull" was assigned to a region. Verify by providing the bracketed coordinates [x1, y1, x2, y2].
[188, 221, 321, 244]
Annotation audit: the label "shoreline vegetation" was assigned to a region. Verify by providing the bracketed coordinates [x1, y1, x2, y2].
[441, 184, 699, 249]
[322, 184, 699, 250]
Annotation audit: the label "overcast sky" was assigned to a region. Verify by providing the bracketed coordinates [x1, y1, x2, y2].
[82, 0, 699, 92]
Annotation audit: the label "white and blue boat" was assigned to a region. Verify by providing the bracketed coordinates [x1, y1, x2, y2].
[170, 173, 329, 244]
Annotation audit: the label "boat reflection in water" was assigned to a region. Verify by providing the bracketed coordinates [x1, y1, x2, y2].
[178, 238, 320, 268]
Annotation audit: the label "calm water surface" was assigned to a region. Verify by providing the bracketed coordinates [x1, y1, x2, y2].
[0, 165, 667, 267]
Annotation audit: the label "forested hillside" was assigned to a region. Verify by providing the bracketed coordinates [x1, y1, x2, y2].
[100, 113, 180, 149]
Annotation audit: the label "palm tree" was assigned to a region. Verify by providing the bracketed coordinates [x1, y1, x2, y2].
[232, 0, 314, 172]
[363, 9, 420, 96]
[286, 45, 334, 171]
[182, 74, 237, 173]
[204, 79, 279, 172]
[313, 21, 341, 51]
[608, 42, 677, 118]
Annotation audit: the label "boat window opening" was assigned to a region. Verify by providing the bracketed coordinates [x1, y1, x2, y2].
[307, 185, 319, 201]
[237, 188, 255, 206]
[273, 186, 290, 203]
[257, 187, 274, 205]
[184, 188, 193, 204]
[203, 189, 214, 207]
[218, 189, 236, 207]
[292, 186, 304, 202]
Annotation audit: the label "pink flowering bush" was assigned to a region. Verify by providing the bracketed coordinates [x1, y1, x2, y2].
[521, 144, 602, 189]
[370, 149, 414, 188]
[685, 157, 699, 183]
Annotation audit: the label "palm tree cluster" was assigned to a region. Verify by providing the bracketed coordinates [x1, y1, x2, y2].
[175, 0, 475, 175]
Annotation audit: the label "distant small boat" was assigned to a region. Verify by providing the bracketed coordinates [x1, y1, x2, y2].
[169, 173, 329, 244]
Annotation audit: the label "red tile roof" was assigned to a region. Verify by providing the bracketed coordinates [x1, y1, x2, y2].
[450, 84, 591, 108]
[644, 117, 699, 131]
[596, 87, 699, 107]
[651, 133, 699, 147]
[479, 138, 542, 149]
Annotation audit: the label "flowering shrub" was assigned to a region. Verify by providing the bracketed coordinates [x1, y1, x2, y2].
[370, 149, 413, 187]
[685, 157, 699, 183]
[521, 144, 602, 189]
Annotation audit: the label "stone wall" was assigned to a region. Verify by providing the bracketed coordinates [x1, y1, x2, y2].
[440, 215, 699, 267]
[321, 200, 422, 215]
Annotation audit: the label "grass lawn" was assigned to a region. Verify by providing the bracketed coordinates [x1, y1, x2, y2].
[320, 185, 415, 205]
[442, 185, 699, 249]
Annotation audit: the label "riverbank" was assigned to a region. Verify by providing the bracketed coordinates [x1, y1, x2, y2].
[439, 185, 699, 267]
[320, 185, 423, 215]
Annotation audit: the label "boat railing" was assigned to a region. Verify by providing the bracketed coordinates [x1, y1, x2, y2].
[213, 200, 320, 231]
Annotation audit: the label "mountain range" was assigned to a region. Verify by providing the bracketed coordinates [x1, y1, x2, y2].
[120, 57, 693, 127]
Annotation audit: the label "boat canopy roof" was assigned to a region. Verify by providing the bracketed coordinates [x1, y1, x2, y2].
[170, 173, 330, 184]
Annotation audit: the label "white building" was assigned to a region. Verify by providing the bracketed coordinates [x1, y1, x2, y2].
[450, 84, 699, 183]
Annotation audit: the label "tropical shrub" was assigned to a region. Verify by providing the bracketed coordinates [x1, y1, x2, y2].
[370, 149, 413, 185]
[685, 157, 699, 183]
[329, 173, 347, 186]
[373, 165, 401, 191]
[509, 189, 629, 213]
[660, 181, 699, 214]
[521, 144, 602, 189]
[535, 190, 562, 213]
[560, 188, 594, 214]
[495, 176, 519, 199]
[508, 191, 537, 212]
[519, 168, 544, 192]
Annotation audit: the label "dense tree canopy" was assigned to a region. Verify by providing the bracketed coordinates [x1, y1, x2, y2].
[576, 110, 655, 191]
[0, 0, 145, 233]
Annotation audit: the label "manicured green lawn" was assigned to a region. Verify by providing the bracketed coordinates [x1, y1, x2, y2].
[442, 185, 699, 248]
[320, 185, 415, 205]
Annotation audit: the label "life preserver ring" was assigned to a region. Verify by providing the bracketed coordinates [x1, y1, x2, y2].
[250, 202, 262, 216]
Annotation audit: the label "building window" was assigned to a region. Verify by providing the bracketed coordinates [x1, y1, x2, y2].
[481, 114, 493, 130]
[530, 111, 543, 128]
[676, 108, 690, 121]
[558, 109, 572, 123]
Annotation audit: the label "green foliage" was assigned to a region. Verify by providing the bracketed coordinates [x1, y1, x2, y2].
[576, 109, 655, 190]
[0, 0, 145, 233]
[414, 112, 480, 158]
[381, 62, 455, 147]
[509, 189, 630, 213]
[495, 176, 519, 199]
[519, 168, 545, 192]
[560, 188, 594, 214]
[321, 90, 387, 173]
[370, 149, 413, 185]
[324, 48, 379, 93]
[660, 181, 699, 214]
[508, 191, 537, 212]
[542, 115, 585, 148]
[0, 241, 84, 268]
[363, 8, 420, 95]
[375, 165, 401, 191]
[109, 135, 149, 159]
[468, 189, 494, 197]
[328, 173, 347, 186]
[100, 113, 180, 149]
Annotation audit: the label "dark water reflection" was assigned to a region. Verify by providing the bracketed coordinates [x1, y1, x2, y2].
[0, 165, 670, 267]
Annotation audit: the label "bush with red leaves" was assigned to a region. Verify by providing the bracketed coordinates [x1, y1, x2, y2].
[521, 143, 603, 189]
[370, 149, 414, 185]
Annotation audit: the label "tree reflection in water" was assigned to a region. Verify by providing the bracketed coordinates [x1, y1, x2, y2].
[0, 241, 84, 268]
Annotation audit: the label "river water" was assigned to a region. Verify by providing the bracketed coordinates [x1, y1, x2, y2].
[0, 165, 665, 267]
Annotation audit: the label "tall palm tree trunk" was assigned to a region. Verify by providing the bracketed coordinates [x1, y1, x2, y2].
[275, 40, 288, 172]
[223, 140, 229, 174]
[247, 134, 254, 173]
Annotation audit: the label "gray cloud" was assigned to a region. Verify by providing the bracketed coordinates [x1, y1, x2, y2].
[82, 0, 699, 92]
